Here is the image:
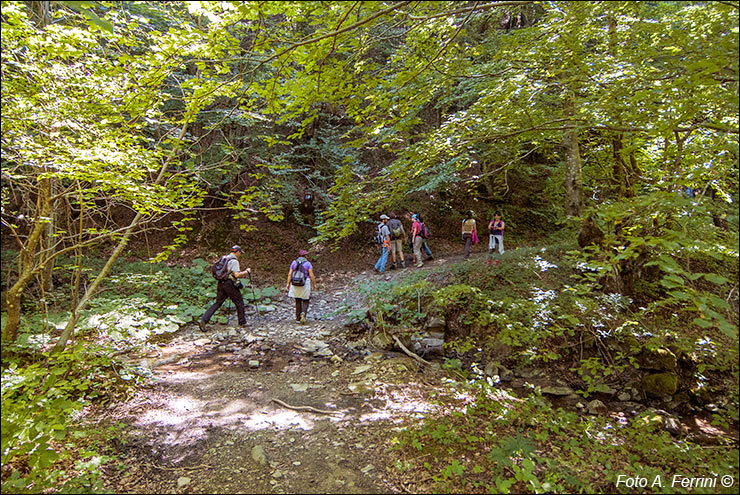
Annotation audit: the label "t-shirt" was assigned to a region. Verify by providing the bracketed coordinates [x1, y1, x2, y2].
[412, 220, 422, 237]
[462, 218, 476, 234]
[290, 257, 313, 274]
[378, 223, 390, 241]
[226, 253, 241, 276]
[491, 220, 504, 236]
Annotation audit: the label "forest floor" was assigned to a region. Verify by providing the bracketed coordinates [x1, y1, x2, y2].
[99, 251, 466, 494]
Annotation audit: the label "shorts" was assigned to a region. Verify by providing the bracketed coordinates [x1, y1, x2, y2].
[390, 239, 404, 255]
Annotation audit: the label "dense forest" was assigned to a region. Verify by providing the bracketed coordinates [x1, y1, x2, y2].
[1, 1, 738, 493]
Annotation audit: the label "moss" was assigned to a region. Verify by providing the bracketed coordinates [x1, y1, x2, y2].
[623, 335, 641, 354]
[638, 348, 677, 371]
[641, 372, 678, 397]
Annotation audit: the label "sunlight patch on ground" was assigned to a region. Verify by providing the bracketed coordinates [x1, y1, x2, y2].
[242, 409, 315, 430]
[162, 370, 219, 382]
[134, 394, 322, 435]
[358, 410, 394, 422]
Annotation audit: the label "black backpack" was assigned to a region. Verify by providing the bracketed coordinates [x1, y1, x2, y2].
[291, 259, 307, 286]
[419, 222, 431, 240]
[211, 255, 231, 280]
[388, 219, 403, 240]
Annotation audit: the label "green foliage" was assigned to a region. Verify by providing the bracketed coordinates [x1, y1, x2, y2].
[345, 277, 432, 330]
[5, 253, 281, 344]
[577, 192, 739, 339]
[572, 356, 630, 398]
[393, 382, 739, 493]
[1, 342, 136, 493]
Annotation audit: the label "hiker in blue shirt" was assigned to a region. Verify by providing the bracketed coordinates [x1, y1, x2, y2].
[374, 215, 392, 273]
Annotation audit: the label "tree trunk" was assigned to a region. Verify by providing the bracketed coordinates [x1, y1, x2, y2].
[611, 134, 637, 198]
[2, 178, 51, 344]
[40, 179, 59, 292]
[563, 94, 583, 217]
[25, 1, 51, 27]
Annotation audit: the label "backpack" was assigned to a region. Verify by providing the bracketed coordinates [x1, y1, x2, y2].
[291, 259, 307, 286]
[419, 222, 431, 240]
[211, 255, 231, 280]
[373, 223, 384, 245]
[388, 219, 403, 240]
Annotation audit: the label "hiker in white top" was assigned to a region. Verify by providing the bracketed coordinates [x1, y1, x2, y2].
[487, 212, 505, 266]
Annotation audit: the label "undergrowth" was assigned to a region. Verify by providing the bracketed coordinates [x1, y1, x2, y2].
[391, 381, 739, 493]
[1, 342, 139, 493]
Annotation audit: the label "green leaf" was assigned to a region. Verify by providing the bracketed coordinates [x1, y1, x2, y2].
[702, 273, 730, 285]
[693, 317, 713, 329]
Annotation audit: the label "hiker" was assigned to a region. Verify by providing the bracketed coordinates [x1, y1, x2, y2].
[199, 245, 252, 330]
[411, 213, 426, 268]
[374, 214, 392, 273]
[462, 210, 477, 260]
[286, 249, 317, 324]
[407, 212, 433, 265]
[387, 212, 407, 269]
[488, 211, 505, 266]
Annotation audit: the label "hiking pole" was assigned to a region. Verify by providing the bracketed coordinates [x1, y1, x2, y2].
[248, 271, 261, 320]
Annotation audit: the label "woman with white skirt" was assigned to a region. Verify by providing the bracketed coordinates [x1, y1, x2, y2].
[286, 249, 318, 324]
[487, 212, 505, 266]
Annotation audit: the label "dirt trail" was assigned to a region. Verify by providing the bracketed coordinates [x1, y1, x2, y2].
[102, 262, 454, 494]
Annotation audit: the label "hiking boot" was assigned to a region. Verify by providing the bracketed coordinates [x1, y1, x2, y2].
[300, 314, 306, 324]
[373, 267, 379, 273]
[494, 259, 500, 266]
[415, 262, 423, 268]
[198, 320, 207, 332]
[391, 262, 397, 270]
[486, 259, 492, 267]
[426, 256, 434, 261]
[401, 260, 406, 268]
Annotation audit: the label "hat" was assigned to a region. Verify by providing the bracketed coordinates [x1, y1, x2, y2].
[231, 245, 244, 253]
[380, 214, 390, 220]
[412, 214, 419, 220]
[299, 249, 308, 256]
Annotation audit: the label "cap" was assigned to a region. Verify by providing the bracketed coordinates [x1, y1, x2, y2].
[380, 214, 390, 220]
[231, 245, 244, 253]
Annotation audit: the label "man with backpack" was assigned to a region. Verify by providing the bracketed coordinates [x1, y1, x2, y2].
[373, 214, 392, 273]
[387, 212, 407, 269]
[199, 245, 252, 330]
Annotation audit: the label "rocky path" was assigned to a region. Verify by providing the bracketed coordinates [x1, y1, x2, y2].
[102, 266, 449, 494]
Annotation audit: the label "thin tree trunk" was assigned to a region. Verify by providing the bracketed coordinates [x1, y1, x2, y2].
[2, 178, 51, 344]
[40, 179, 58, 292]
